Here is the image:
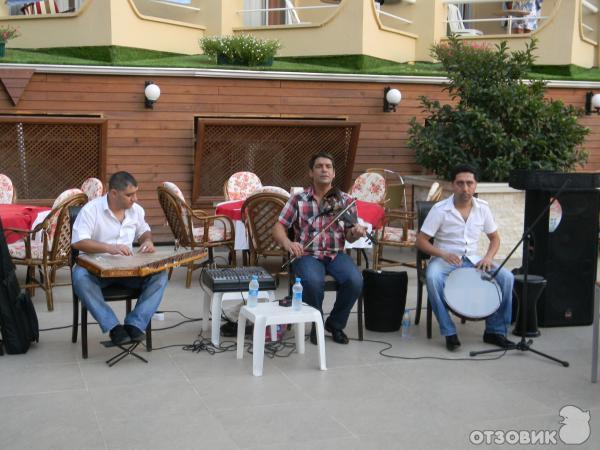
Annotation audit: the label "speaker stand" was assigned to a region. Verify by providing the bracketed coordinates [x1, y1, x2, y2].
[469, 182, 570, 367]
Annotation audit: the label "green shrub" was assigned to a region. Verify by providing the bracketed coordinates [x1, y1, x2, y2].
[199, 34, 281, 66]
[408, 36, 589, 182]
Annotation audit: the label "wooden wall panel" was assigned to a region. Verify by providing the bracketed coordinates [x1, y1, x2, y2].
[0, 72, 597, 242]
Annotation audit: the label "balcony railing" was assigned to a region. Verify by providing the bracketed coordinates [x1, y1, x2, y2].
[443, 0, 549, 36]
[237, 1, 339, 27]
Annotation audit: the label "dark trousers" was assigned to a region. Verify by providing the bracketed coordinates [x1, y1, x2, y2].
[291, 253, 362, 330]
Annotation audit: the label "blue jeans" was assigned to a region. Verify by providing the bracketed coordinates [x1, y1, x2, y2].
[72, 265, 168, 333]
[291, 253, 362, 330]
[425, 257, 513, 337]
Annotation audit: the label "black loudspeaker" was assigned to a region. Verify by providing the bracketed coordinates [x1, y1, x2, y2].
[362, 270, 407, 332]
[510, 171, 600, 327]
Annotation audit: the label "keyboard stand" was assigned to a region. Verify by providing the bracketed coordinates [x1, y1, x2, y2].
[101, 340, 148, 367]
[200, 280, 276, 346]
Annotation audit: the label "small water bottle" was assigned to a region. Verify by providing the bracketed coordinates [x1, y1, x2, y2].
[402, 309, 411, 338]
[292, 277, 303, 311]
[248, 275, 259, 308]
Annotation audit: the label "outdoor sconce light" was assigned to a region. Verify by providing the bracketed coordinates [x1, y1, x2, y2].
[383, 87, 401, 112]
[585, 91, 600, 115]
[144, 81, 161, 108]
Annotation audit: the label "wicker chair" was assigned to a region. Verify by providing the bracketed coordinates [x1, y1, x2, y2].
[241, 192, 289, 278]
[157, 182, 235, 288]
[5, 192, 88, 311]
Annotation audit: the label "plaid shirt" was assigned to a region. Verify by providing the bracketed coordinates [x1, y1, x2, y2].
[278, 186, 358, 259]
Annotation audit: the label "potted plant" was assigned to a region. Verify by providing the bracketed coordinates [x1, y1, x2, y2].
[0, 25, 20, 58]
[408, 36, 589, 182]
[406, 36, 590, 258]
[199, 34, 281, 67]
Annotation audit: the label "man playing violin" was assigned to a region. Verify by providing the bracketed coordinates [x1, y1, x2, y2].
[273, 151, 366, 344]
[72, 171, 168, 347]
[416, 164, 515, 352]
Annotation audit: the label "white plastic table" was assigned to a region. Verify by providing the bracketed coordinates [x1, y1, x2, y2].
[237, 302, 327, 376]
[200, 281, 275, 347]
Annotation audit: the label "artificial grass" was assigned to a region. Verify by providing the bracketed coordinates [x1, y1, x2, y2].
[2, 45, 600, 81]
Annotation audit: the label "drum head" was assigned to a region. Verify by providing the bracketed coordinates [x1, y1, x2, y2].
[443, 268, 502, 320]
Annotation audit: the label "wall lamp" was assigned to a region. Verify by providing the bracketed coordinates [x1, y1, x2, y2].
[585, 91, 600, 115]
[383, 87, 401, 112]
[144, 81, 161, 108]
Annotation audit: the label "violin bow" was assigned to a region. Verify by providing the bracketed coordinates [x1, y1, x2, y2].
[281, 198, 357, 271]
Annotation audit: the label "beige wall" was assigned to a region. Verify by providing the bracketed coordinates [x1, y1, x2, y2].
[112, 0, 205, 54]
[1, 0, 113, 49]
[0, 0, 598, 67]
[362, 0, 417, 63]
[234, 0, 366, 58]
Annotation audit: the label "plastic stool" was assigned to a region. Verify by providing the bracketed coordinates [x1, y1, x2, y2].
[237, 303, 327, 376]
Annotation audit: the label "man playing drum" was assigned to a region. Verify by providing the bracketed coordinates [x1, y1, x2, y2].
[416, 164, 515, 352]
[72, 171, 168, 346]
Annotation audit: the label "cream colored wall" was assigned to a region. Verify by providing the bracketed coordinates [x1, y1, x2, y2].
[111, 0, 205, 54]
[202, 0, 244, 37]
[362, 0, 417, 62]
[234, 0, 365, 58]
[132, 0, 204, 24]
[0, 0, 112, 49]
[413, 0, 447, 62]
[440, 0, 598, 68]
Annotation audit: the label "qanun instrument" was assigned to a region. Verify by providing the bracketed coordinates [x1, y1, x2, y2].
[77, 248, 206, 278]
[443, 267, 502, 320]
[201, 266, 276, 293]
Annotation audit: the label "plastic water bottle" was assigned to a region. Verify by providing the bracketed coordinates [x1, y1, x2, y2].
[248, 275, 259, 308]
[402, 309, 411, 338]
[292, 277, 303, 311]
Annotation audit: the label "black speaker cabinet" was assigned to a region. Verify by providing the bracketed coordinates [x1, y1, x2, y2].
[510, 171, 600, 327]
[362, 270, 408, 332]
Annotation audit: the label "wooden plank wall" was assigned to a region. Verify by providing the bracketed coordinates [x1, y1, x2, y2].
[0, 72, 598, 242]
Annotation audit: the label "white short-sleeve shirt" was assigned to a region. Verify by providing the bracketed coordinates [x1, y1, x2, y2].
[420, 194, 497, 263]
[71, 195, 150, 254]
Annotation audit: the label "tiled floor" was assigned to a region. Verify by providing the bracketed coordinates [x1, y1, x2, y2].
[1, 247, 598, 450]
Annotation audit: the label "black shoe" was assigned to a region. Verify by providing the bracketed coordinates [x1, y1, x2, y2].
[309, 323, 318, 345]
[483, 332, 516, 349]
[325, 319, 349, 345]
[445, 334, 461, 352]
[109, 325, 131, 346]
[124, 324, 146, 343]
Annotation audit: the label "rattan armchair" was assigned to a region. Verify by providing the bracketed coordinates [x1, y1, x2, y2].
[157, 183, 235, 288]
[5, 192, 88, 311]
[241, 192, 289, 277]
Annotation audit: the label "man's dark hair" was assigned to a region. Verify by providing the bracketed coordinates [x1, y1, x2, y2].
[108, 171, 138, 191]
[451, 164, 479, 182]
[308, 151, 336, 170]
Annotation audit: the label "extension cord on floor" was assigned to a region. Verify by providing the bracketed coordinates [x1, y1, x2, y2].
[152, 311, 165, 321]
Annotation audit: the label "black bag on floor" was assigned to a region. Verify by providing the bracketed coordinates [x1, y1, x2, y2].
[0, 221, 39, 355]
[362, 269, 408, 332]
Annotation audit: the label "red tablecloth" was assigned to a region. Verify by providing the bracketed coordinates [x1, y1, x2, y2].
[0, 204, 51, 244]
[215, 199, 385, 228]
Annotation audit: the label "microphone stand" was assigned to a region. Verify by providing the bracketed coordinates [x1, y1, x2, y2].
[469, 180, 570, 367]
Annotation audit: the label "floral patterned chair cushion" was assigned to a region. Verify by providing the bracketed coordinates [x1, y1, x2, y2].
[0, 174, 14, 204]
[251, 185, 290, 197]
[192, 225, 231, 242]
[161, 181, 185, 202]
[52, 188, 85, 209]
[350, 172, 386, 204]
[381, 226, 417, 243]
[226, 172, 262, 201]
[7, 241, 46, 259]
[81, 178, 104, 201]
